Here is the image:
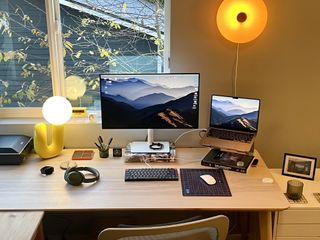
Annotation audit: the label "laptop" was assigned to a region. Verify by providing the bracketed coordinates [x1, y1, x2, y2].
[200, 95, 261, 153]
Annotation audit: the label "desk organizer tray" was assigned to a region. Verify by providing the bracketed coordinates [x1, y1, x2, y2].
[180, 168, 232, 197]
[124, 145, 176, 163]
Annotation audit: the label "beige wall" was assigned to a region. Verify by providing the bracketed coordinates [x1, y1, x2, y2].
[170, 0, 320, 167]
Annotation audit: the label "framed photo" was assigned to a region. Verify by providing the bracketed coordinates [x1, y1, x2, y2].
[282, 153, 317, 180]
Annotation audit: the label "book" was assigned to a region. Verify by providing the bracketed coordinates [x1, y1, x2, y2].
[201, 148, 254, 173]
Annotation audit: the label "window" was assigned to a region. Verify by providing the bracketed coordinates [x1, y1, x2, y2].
[0, 0, 167, 114]
[0, 0, 51, 108]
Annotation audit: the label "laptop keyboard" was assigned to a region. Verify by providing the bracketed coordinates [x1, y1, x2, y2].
[125, 168, 179, 181]
[208, 128, 254, 143]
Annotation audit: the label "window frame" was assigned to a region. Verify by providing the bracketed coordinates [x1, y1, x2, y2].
[0, 0, 171, 119]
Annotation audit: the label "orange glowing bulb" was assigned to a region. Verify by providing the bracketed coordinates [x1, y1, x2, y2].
[217, 0, 268, 43]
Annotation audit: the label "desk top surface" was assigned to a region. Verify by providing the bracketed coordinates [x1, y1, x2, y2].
[0, 148, 289, 211]
[0, 211, 43, 240]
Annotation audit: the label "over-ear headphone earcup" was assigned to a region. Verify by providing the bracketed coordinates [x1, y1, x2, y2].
[66, 171, 84, 186]
[64, 167, 100, 186]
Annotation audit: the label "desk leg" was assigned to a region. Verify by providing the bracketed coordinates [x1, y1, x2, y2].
[259, 211, 272, 240]
[34, 222, 44, 240]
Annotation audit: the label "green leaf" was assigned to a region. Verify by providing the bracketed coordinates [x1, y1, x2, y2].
[3, 81, 9, 88]
[110, 21, 121, 29]
[75, 50, 82, 59]
[99, 48, 110, 58]
[64, 41, 74, 53]
[122, 2, 127, 13]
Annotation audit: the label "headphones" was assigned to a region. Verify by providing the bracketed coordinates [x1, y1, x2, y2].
[64, 167, 100, 186]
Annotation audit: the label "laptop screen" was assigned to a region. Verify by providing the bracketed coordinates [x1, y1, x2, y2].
[210, 95, 260, 133]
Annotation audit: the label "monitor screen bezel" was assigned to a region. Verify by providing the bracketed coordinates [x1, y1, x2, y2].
[99, 73, 200, 129]
[209, 94, 261, 133]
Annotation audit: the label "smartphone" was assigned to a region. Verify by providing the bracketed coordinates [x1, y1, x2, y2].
[251, 158, 259, 167]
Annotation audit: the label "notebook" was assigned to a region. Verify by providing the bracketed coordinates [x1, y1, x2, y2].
[200, 95, 260, 153]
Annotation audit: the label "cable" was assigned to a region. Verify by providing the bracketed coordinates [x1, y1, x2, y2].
[174, 128, 207, 146]
[142, 155, 153, 168]
[198, 129, 207, 139]
[234, 43, 240, 97]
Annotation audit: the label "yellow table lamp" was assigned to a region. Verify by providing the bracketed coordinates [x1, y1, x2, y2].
[34, 96, 72, 159]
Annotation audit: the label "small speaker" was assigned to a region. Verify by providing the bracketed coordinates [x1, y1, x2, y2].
[113, 148, 122, 157]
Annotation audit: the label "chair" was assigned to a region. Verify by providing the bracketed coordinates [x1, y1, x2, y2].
[98, 215, 229, 240]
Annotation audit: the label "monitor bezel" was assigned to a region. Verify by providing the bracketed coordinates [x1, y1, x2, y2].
[99, 72, 200, 129]
[209, 94, 261, 133]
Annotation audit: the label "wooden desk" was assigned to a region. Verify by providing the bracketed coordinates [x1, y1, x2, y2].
[0, 148, 288, 240]
[0, 211, 44, 240]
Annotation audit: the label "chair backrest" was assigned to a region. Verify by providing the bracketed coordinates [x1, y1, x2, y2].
[98, 215, 229, 240]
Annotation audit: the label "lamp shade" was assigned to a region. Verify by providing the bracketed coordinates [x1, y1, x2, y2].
[216, 0, 268, 43]
[42, 96, 72, 125]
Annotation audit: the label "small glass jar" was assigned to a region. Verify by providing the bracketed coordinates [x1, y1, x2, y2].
[286, 180, 304, 200]
[99, 148, 109, 158]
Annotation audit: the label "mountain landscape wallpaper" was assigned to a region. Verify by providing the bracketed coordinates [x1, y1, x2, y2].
[100, 74, 199, 129]
[210, 96, 260, 132]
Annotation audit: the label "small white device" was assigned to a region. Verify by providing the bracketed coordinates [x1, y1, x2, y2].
[262, 177, 274, 184]
[200, 174, 216, 185]
[130, 141, 170, 153]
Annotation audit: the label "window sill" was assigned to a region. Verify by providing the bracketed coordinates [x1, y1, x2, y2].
[0, 117, 101, 125]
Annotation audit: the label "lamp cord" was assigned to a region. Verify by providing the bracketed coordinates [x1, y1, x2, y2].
[234, 43, 240, 97]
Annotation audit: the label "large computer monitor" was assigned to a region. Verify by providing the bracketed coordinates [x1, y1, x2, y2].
[99, 73, 200, 152]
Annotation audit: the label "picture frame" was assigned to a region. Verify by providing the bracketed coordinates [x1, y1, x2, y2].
[282, 153, 317, 180]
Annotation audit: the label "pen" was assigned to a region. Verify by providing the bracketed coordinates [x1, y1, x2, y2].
[107, 137, 113, 148]
[98, 136, 103, 144]
[94, 142, 101, 150]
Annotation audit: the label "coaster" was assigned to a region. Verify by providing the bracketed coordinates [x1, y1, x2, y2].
[313, 193, 320, 203]
[60, 160, 77, 170]
[72, 150, 94, 160]
[284, 193, 308, 204]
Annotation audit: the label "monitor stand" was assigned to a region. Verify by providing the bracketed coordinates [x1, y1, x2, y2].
[129, 129, 170, 153]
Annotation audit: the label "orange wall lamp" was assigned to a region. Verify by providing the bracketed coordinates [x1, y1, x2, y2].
[217, 0, 268, 43]
[216, 0, 268, 96]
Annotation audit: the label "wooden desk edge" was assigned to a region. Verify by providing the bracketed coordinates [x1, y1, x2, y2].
[0, 211, 44, 240]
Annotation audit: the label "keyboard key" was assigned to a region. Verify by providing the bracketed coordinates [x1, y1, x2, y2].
[208, 129, 253, 143]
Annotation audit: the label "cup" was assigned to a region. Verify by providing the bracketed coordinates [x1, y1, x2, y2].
[286, 180, 304, 200]
[99, 148, 109, 158]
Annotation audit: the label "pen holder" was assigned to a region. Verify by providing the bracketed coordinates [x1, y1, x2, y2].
[99, 148, 109, 158]
[286, 179, 304, 200]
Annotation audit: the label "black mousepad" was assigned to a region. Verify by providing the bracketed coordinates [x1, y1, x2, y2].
[180, 168, 232, 196]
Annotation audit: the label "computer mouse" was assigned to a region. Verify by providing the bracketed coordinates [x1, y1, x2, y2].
[200, 174, 216, 185]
